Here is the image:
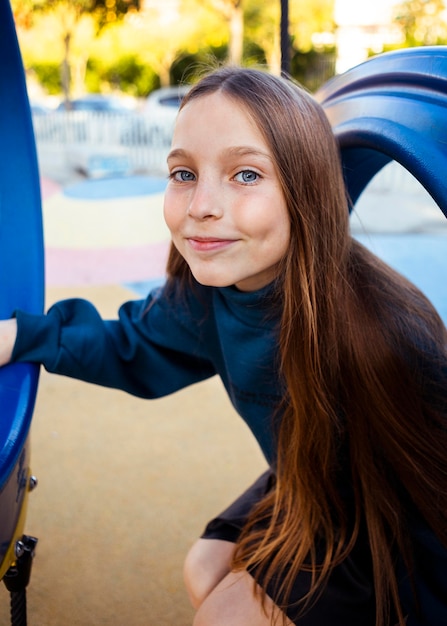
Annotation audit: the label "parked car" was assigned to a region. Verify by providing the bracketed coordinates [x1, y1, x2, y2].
[44, 95, 135, 177]
[120, 86, 190, 146]
[39, 94, 134, 144]
[56, 94, 135, 113]
[143, 85, 190, 113]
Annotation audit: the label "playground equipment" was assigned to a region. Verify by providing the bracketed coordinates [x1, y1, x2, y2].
[0, 2, 446, 623]
[316, 45, 447, 219]
[0, 0, 45, 623]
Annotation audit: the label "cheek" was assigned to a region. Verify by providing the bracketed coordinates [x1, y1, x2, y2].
[263, 211, 291, 266]
[254, 207, 290, 252]
[163, 195, 180, 234]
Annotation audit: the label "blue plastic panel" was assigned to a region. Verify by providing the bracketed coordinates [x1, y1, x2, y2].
[316, 46, 447, 217]
[0, 1, 44, 490]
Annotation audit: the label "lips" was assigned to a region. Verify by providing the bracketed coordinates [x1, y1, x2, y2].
[187, 237, 236, 252]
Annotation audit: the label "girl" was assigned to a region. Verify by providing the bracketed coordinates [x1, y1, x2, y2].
[1, 67, 446, 626]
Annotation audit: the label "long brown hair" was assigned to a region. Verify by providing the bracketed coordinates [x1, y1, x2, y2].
[166, 67, 447, 625]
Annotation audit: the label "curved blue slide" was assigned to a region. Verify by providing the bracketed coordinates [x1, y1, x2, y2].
[317, 45, 447, 216]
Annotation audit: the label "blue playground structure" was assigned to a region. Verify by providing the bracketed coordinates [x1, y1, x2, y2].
[0, 0, 446, 621]
[316, 46, 447, 218]
[0, 0, 44, 623]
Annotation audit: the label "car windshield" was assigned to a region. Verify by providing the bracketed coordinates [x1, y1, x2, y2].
[58, 97, 131, 112]
[158, 96, 183, 107]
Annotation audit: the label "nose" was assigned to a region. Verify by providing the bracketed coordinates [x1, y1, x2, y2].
[187, 179, 223, 220]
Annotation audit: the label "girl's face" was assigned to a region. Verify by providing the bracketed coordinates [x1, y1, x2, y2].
[164, 92, 290, 292]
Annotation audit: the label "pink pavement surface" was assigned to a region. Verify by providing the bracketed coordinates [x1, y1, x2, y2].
[41, 177, 169, 288]
[45, 242, 169, 287]
[40, 177, 61, 198]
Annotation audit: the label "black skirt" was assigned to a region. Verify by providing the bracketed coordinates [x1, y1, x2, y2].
[201, 470, 386, 626]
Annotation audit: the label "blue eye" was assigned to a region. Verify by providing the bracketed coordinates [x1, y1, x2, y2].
[172, 170, 195, 182]
[235, 170, 259, 184]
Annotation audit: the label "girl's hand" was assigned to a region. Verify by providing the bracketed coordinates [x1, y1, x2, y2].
[0, 318, 17, 366]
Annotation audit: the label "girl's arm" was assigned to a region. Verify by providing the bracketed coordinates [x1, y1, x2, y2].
[0, 318, 17, 366]
[8, 283, 216, 399]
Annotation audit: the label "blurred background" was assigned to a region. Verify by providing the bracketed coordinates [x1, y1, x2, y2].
[2, 2, 447, 624]
[11, 0, 447, 183]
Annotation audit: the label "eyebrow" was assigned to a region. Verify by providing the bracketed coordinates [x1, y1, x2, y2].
[167, 146, 273, 163]
[167, 148, 188, 163]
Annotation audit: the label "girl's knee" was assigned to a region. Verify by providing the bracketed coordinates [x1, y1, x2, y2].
[183, 538, 235, 609]
[192, 571, 288, 626]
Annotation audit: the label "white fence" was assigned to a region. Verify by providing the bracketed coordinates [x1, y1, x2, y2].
[32, 111, 174, 178]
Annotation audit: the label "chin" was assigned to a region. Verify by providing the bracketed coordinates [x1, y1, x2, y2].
[191, 272, 233, 289]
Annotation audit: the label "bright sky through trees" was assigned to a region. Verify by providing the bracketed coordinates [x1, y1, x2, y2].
[334, 0, 398, 25]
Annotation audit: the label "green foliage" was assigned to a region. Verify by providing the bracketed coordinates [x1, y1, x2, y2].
[86, 55, 159, 96]
[243, 40, 267, 67]
[29, 62, 62, 94]
[12, 0, 141, 27]
[91, 0, 141, 28]
[393, 0, 447, 46]
[170, 45, 228, 84]
[16, 0, 339, 96]
[291, 47, 336, 93]
[92, 0, 140, 14]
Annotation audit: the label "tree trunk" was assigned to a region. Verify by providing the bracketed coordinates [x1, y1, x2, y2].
[228, 2, 243, 66]
[159, 65, 171, 87]
[61, 32, 71, 105]
[280, 0, 290, 75]
[268, 27, 281, 75]
[72, 54, 88, 97]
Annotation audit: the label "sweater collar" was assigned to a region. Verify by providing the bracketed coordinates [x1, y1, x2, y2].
[215, 282, 281, 328]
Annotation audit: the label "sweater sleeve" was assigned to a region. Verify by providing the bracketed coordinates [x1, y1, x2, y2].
[11, 283, 216, 398]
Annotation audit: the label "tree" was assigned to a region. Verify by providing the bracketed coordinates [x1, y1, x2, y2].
[96, 0, 227, 88]
[393, 0, 447, 45]
[244, 0, 335, 75]
[208, 0, 244, 65]
[11, 0, 141, 28]
[12, 0, 141, 100]
[13, 0, 337, 96]
[244, 0, 281, 73]
[289, 0, 335, 52]
[93, 0, 141, 26]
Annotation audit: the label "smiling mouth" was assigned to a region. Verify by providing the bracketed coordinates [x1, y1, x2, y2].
[187, 237, 236, 252]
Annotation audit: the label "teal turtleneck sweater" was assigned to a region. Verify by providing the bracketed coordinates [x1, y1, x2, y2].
[12, 279, 283, 464]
